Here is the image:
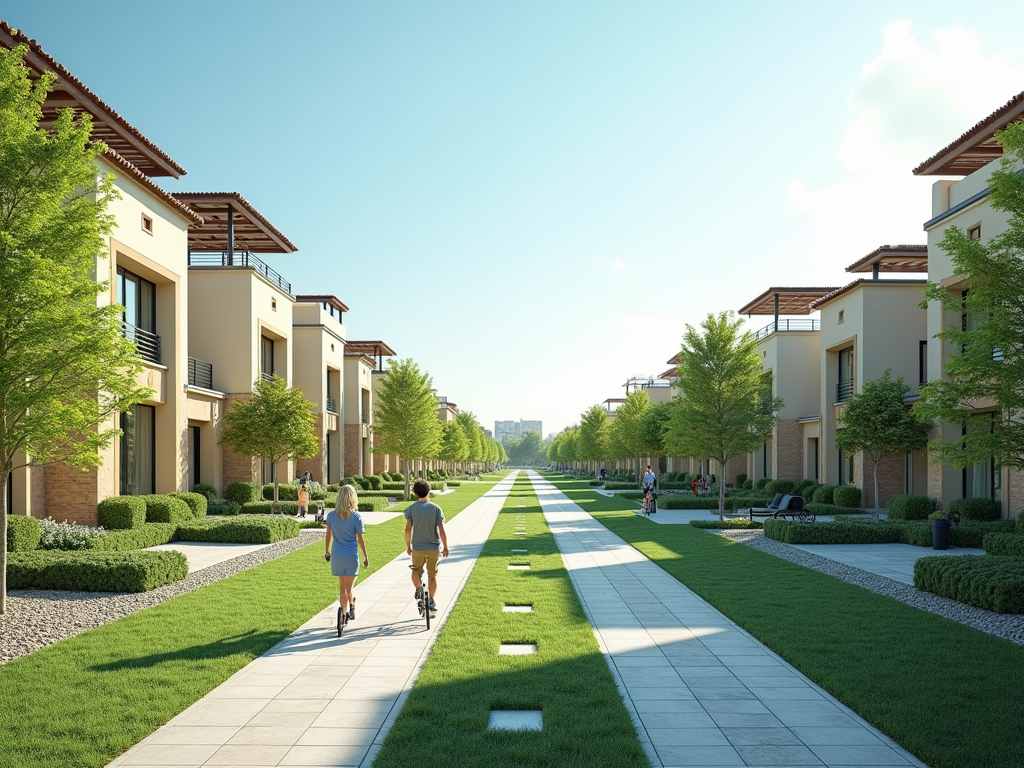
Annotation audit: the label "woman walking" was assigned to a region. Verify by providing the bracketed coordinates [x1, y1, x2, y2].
[324, 484, 369, 630]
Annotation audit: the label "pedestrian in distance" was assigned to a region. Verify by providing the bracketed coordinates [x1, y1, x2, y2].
[405, 479, 449, 615]
[297, 479, 310, 518]
[325, 484, 369, 629]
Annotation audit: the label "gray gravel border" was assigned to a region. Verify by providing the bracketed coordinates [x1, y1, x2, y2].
[719, 529, 1024, 646]
[0, 529, 326, 665]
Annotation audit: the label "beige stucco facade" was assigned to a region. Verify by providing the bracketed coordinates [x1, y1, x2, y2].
[343, 356, 375, 476]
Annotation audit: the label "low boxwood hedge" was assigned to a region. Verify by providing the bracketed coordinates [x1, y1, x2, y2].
[689, 519, 763, 530]
[7, 515, 41, 552]
[914, 555, 1024, 613]
[764, 479, 796, 496]
[97, 497, 146, 530]
[239, 501, 300, 515]
[207, 499, 241, 516]
[7, 549, 188, 592]
[224, 481, 261, 505]
[169, 492, 207, 518]
[658, 496, 718, 510]
[764, 518, 1015, 548]
[191, 483, 217, 500]
[805, 502, 865, 517]
[357, 497, 391, 511]
[262, 483, 299, 501]
[86, 523, 178, 551]
[366, 475, 385, 490]
[604, 481, 639, 490]
[949, 497, 1001, 522]
[834, 485, 862, 508]
[886, 494, 934, 521]
[983, 532, 1024, 557]
[176, 515, 299, 544]
[754, 478, 771, 490]
[142, 495, 192, 525]
[811, 485, 837, 504]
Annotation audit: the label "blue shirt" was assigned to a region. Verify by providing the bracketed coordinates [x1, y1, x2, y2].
[326, 510, 365, 556]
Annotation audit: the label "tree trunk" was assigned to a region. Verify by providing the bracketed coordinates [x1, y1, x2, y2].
[403, 457, 410, 501]
[1, 473, 8, 615]
[718, 458, 726, 522]
[873, 459, 880, 521]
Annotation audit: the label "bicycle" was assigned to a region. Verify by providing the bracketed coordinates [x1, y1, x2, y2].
[410, 563, 436, 630]
[642, 487, 657, 516]
[326, 551, 348, 638]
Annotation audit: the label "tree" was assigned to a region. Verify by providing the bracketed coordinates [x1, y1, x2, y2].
[455, 411, 483, 472]
[503, 435, 523, 464]
[0, 43, 153, 614]
[578, 406, 611, 474]
[558, 425, 580, 467]
[638, 401, 671, 469]
[836, 370, 929, 519]
[916, 119, 1024, 476]
[438, 419, 469, 474]
[220, 376, 319, 503]
[518, 429, 545, 466]
[371, 358, 442, 499]
[663, 312, 781, 520]
[612, 390, 651, 481]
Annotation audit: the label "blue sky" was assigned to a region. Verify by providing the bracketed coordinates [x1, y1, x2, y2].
[7, 1, 1024, 436]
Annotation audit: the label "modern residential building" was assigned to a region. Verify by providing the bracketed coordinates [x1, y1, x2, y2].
[915, 91, 1024, 517]
[521, 420, 543, 437]
[344, 341, 396, 477]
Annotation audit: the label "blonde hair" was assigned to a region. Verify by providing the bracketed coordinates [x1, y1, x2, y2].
[338, 484, 358, 520]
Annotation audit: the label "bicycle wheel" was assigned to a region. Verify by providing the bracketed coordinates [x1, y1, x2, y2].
[337, 606, 344, 638]
[424, 582, 431, 630]
[651, 495, 657, 514]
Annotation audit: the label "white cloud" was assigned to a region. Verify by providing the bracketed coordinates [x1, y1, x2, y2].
[787, 21, 1024, 264]
[611, 257, 629, 271]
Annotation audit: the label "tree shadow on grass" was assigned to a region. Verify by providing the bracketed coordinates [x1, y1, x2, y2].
[88, 628, 285, 672]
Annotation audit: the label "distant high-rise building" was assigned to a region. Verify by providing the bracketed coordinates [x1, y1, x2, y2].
[520, 420, 542, 437]
[495, 419, 543, 443]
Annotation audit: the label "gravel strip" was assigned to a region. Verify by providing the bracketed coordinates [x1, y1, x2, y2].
[718, 529, 1024, 646]
[0, 529, 326, 665]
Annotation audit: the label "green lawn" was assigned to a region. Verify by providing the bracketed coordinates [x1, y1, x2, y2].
[544, 475, 1024, 768]
[0, 476, 506, 768]
[373, 474, 650, 768]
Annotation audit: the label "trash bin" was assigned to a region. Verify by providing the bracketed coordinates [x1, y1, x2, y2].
[932, 518, 950, 550]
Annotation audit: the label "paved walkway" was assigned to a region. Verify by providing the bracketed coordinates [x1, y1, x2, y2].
[790, 542, 984, 584]
[528, 471, 926, 768]
[147, 542, 278, 573]
[110, 473, 516, 768]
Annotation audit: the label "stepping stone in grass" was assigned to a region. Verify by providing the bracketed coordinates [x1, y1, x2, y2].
[499, 643, 538, 655]
[488, 710, 543, 731]
[508, 563, 530, 570]
[510, 548, 527, 552]
[503, 605, 533, 613]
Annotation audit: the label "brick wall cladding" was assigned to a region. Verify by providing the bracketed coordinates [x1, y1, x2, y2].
[344, 424, 362, 476]
[724, 456, 746, 487]
[221, 394, 259, 486]
[857, 453, 906, 509]
[773, 419, 803, 482]
[1008, 468, 1024, 519]
[296, 413, 325, 483]
[45, 463, 100, 526]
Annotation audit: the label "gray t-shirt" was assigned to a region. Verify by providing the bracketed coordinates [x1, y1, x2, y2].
[405, 500, 445, 551]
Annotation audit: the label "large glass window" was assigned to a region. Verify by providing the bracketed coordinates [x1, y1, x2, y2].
[838, 446, 855, 485]
[837, 347, 854, 401]
[117, 267, 156, 332]
[188, 426, 201, 488]
[261, 336, 274, 380]
[963, 417, 1000, 500]
[121, 404, 155, 495]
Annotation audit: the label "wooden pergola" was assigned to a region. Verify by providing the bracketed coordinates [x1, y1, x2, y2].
[914, 91, 1024, 176]
[738, 287, 838, 318]
[345, 341, 397, 373]
[846, 245, 928, 277]
[175, 193, 297, 254]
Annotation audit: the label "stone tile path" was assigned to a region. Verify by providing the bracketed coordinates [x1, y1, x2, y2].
[108, 475, 516, 768]
[790, 542, 984, 584]
[147, 542, 278, 573]
[527, 471, 927, 768]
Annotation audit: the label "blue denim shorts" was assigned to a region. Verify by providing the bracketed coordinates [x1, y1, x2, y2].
[330, 553, 359, 577]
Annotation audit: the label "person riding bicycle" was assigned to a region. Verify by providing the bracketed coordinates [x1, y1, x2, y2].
[642, 466, 657, 514]
[405, 479, 449, 615]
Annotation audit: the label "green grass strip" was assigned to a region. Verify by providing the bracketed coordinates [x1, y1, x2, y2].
[372, 474, 650, 768]
[0, 476, 506, 768]
[544, 475, 1024, 768]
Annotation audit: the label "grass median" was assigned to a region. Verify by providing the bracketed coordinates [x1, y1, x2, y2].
[0, 476, 507, 768]
[373, 474, 650, 768]
[544, 474, 1024, 768]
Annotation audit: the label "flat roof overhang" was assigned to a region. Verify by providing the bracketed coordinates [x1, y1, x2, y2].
[739, 287, 839, 316]
[1, 21, 186, 178]
[658, 367, 677, 379]
[846, 244, 928, 275]
[295, 294, 350, 314]
[913, 91, 1024, 176]
[345, 340, 396, 357]
[175, 192, 296, 254]
[809, 278, 928, 310]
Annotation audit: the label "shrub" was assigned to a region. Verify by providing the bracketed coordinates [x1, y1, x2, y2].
[38, 519, 105, 550]
[834, 485, 862, 509]
[224, 481, 261, 505]
[754, 477, 771, 490]
[87, 523, 178, 551]
[605, 482, 639, 490]
[97, 497, 146, 530]
[735, 473, 747, 488]
[983, 533, 1024, 557]
[176, 515, 300, 544]
[764, 480, 795, 496]
[325, 484, 341, 493]
[358, 497, 390, 511]
[342, 476, 357, 487]
[447, 481, 462, 487]
[169, 492, 207, 518]
[388, 472, 403, 482]
[886, 495, 934, 521]
[800, 484, 819, 500]
[742, 479, 753, 490]
[309, 487, 329, 501]
[1018, 514, 1024, 534]
[805, 502, 864, 517]
[263, 483, 298, 501]
[952, 520, 1016, 548]
[7, 515, 41, 552]
[239, 501, 300, 516]
[207, 499, 241, 516]
[6, 550, 188, 592]
[764, 519, 903, 545]
[382, 482, 406, 491]
[141, 495, 192, 525]
[812, 485, 836, 504]
[690, 519, 763, 530]
[191, 483, 217, 501]
[367, 475, 385, 490]
[659, 482, 694, 490]
[913, 555, 1024, 613]
[588, 480, 603, 486]
[793, 480, 815, 495]
[949, 497, 1001, 522]
[658, 496, 718, 510]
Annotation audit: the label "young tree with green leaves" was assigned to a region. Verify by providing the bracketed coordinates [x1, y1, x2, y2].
[836, 370, 929, 519]
[611, 390, 651, 482]
[638, 401, 671, 473]
[916, 119, 1024, 480]
[371, 358, 443, 499]
[438, 419, 470, 475]
[578, 405, 611, 475]
[663, 312, 781, 520]
[0, 43, 153, 614]
[454, 411, 483, 473]
[517, 429, 545, 466]
[219, 376, 319, 505]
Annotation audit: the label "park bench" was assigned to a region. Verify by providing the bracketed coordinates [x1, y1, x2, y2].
[748, 494, 815, 523]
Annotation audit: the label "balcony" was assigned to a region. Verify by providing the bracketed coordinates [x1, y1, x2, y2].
[754, 318, 820, 342]
[326, 394, 337, 413]
[188, 357, 213, 389]
[123, 321, 160, 365]
[836, 379, 854, 402]
[188, 250, 292, 295]
[261, 371, 275, 383]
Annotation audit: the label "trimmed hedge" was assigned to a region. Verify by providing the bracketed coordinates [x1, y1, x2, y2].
[224, 481, 261, 505]
[658, 496, 717, 510]
[263, 483, 298, 501]
[142, 495, 192, 525]
[588, 480, 603, 486]
[191, 483, 217, 501]
[834, 485, 862, 508]
[176, 515, 299, 544]
[604, 481, 639, 490]
[735, 473, 747, 488]
[805, 502, 865, 517]
[169, 492, 207, 518]
[914, 555, 1024, 613]
[366, 475, 384, 490]
[754, 478, 771, 490]
[812, 485, 836, 504]
[949, 497, 1001, 522]
[764, 518, 1015, 548]
[983, 533, 1024, 557]
[1019, 514, 1024, 534]
[239, 501, 300, 516]
[689, 519, 763, 530]
[742, 479, 753, 490]
[87, 523, 178, 551]
[7, 549, 188, 592]
[207, 499, 241, 516]
[357, 497, 391, 511]
[887, 495, 934, 521]
[97, 497, 146, 530]
[7, 515, 41, 552]
[764, 479, 795, 496]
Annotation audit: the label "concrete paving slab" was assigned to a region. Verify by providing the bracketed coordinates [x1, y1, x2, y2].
[146, 542, 276, 573]
[790, 542, 984, 584]
[487, 710, 543, 731]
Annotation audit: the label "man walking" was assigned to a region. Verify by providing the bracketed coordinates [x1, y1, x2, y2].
[405, 479, 449, 615]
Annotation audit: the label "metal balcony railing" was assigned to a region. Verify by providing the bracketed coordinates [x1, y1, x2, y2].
[188, 250, 292, 295]
[123, 321, 161, 364]
[837, 379, 855, 402]
[326, 395, 337, 413]
[188, 357, 214, 389]
[261, 371, 275, 383]
[754, 318, 820, 342]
